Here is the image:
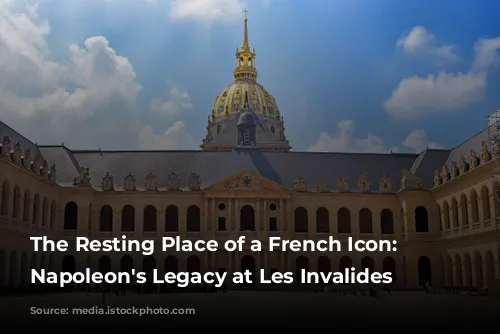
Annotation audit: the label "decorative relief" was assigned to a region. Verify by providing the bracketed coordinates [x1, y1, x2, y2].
[23, 149, 31, 168]
[188, 172, 201, 191]
[73, 167, 91, 187]
[492, 138, 500, 158]
[480, 140, 491, 164]
[316, 176, 329, 192]
[145, 173, 157, 191]
[469, 150, 478, 169]
[31, 160, 38, 174]
[49, 164, 57, 182]
[379, 174, 391, 193]
[433, 170, 441, 187]
[440, 165, 450, 182]
[40, 160, 49, 178]
[1, 136, 10, 157]
[13, 142, 21, 164]
[400, 168, 422, 190]
[337, 177, 349, 193]
[166, 172, 180, 191]
[449, 162, 458, 178]
[292, 176, 307, 192]
[124, 173, 136, 191]
[356, 174, 370, 193]
[458, 155, 468, 175]
[101, 172, 114, 191]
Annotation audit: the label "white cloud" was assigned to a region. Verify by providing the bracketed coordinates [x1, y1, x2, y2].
[150, 87, 193, 116]
[307, 120, 394, 153]
[0, 1, 196, 150]
[397, 26, 457, 62]
[169, 0, 246, 23]
[138, 121, 198, 150]
[308, 121, 442, 154]
[402, 130, 443, 152]
[385, 27, 500, 120]
[384, 71, 486, 120]
[472, 37, 500, 70]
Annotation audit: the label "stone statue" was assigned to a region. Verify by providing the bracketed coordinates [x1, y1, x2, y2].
[124, 173, 136, 191]
[145, 173, 157, 191]
[292, 176, 307, 192]
[316, 176, 328, 192]
[101, 172, 114, 191]
[458, 155, 467, 175]
[166, 172, 180, 191]
[469, 150, 478, 169]
[73, 167, 91, 187]
[337, 177, 349, 193]
[379, 174, 391, 193]
[1, 136, 10, 157]
[23, 149, 31, 168]
[13, 142, 21, 164]
[480, 140, 490, 164]
[188, 172, 201, 191]
[356, 174, 370, 193]
[433, 170, 441, 187]
[40, 160, 49, 178]
[49, 164, 57, 182]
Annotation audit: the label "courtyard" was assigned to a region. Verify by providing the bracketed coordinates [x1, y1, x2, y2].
[1, 290, 499, 328]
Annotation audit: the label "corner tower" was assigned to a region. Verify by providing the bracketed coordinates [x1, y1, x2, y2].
[201, 10, 291, 151]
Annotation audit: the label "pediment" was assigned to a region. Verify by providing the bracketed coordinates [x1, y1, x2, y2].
[204, 170, 288, 195]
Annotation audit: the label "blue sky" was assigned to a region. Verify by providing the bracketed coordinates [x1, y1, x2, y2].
[2, 0, 500, 152]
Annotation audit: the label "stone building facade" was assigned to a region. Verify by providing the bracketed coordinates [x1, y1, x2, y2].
[0, 16, 499, 290]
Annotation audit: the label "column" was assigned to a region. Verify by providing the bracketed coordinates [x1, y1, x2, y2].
[330, 209, 337, 236]
[256, 199, 261, 232]
[279, 199, 284, 232]
[157, 209, 165, 236]
[203, 198, 209, 233]
[227, 199, 232, 231]
[112, 206, 121, 237]
[135, 207, 142, 236]
[234, 199, 239, 232]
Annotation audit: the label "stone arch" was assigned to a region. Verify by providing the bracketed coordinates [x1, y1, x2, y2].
[64, 201, 78, 230]
[121, 205, 135, 232]
[241, 255, 256, 285]
[295, 256, 309, 282]
[143, 205, 157, 232]
[317, 256, 331, 273]
[32, 193, 40, 224]
[415, 206, 429, 232]
[62, 255, 75, 273]
[337, 207, 351, 233]
[186, 255, 201, 273]
[481, 185, 491, 220]
[361, 256, 374, 273]
[437, 205, 442, 231]
[359, 208, 372, 234]
[164, 256, 178, 274]
[294, 207, 308, 233]
[30, 253, 38, 273]
[165, 205, 179, 232]
[50, 200, 56, 228]
[98, 256, 112, 273]
[1, 180, 10, 216]
[12, 186, 21, 219]
[142, 256, 156, 282]
[470, 189, 479, 223]
[187, 205, 201, 232]
[474, 252, 483, 287]
[9, 251, 18, 287]
[380, 209, 394, 234]
[454, 254, 463, 286]
[463, 253, 472, 287]
[20, 253, 29, 285]
[451, 197, 459, 227]
[418, 256, 432, 285]
[443, 201, 450, 229]
[383, 257, 396, 282]
[485, 250, 494, 284]
[41, 197, 48, 226]
[120, 255, 134, 273]
[460, 193, 469, 226]
[99, 205, 113, 232]
[445, 255, 453, 286]
[316, 207, 329, 233]
[22, 190, 31, 222]
[339, 256, 352, 272]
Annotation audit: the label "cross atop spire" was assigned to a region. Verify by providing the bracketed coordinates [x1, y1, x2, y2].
[244, 7, 248, 19]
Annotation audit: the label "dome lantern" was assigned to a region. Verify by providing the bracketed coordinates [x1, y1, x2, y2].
[234, 9, 257, 82]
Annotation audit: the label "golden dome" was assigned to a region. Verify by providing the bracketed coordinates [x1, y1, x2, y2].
[212, 81, 280, 118]
[211, 11, 281, 119]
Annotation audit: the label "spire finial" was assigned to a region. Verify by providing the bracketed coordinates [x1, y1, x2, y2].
[243, 7, 249, 50]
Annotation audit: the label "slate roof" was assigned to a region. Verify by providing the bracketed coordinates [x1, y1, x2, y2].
[2, 119, 493, 193]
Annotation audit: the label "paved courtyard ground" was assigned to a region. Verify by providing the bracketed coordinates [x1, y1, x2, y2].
[1, 290, 499, 328]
